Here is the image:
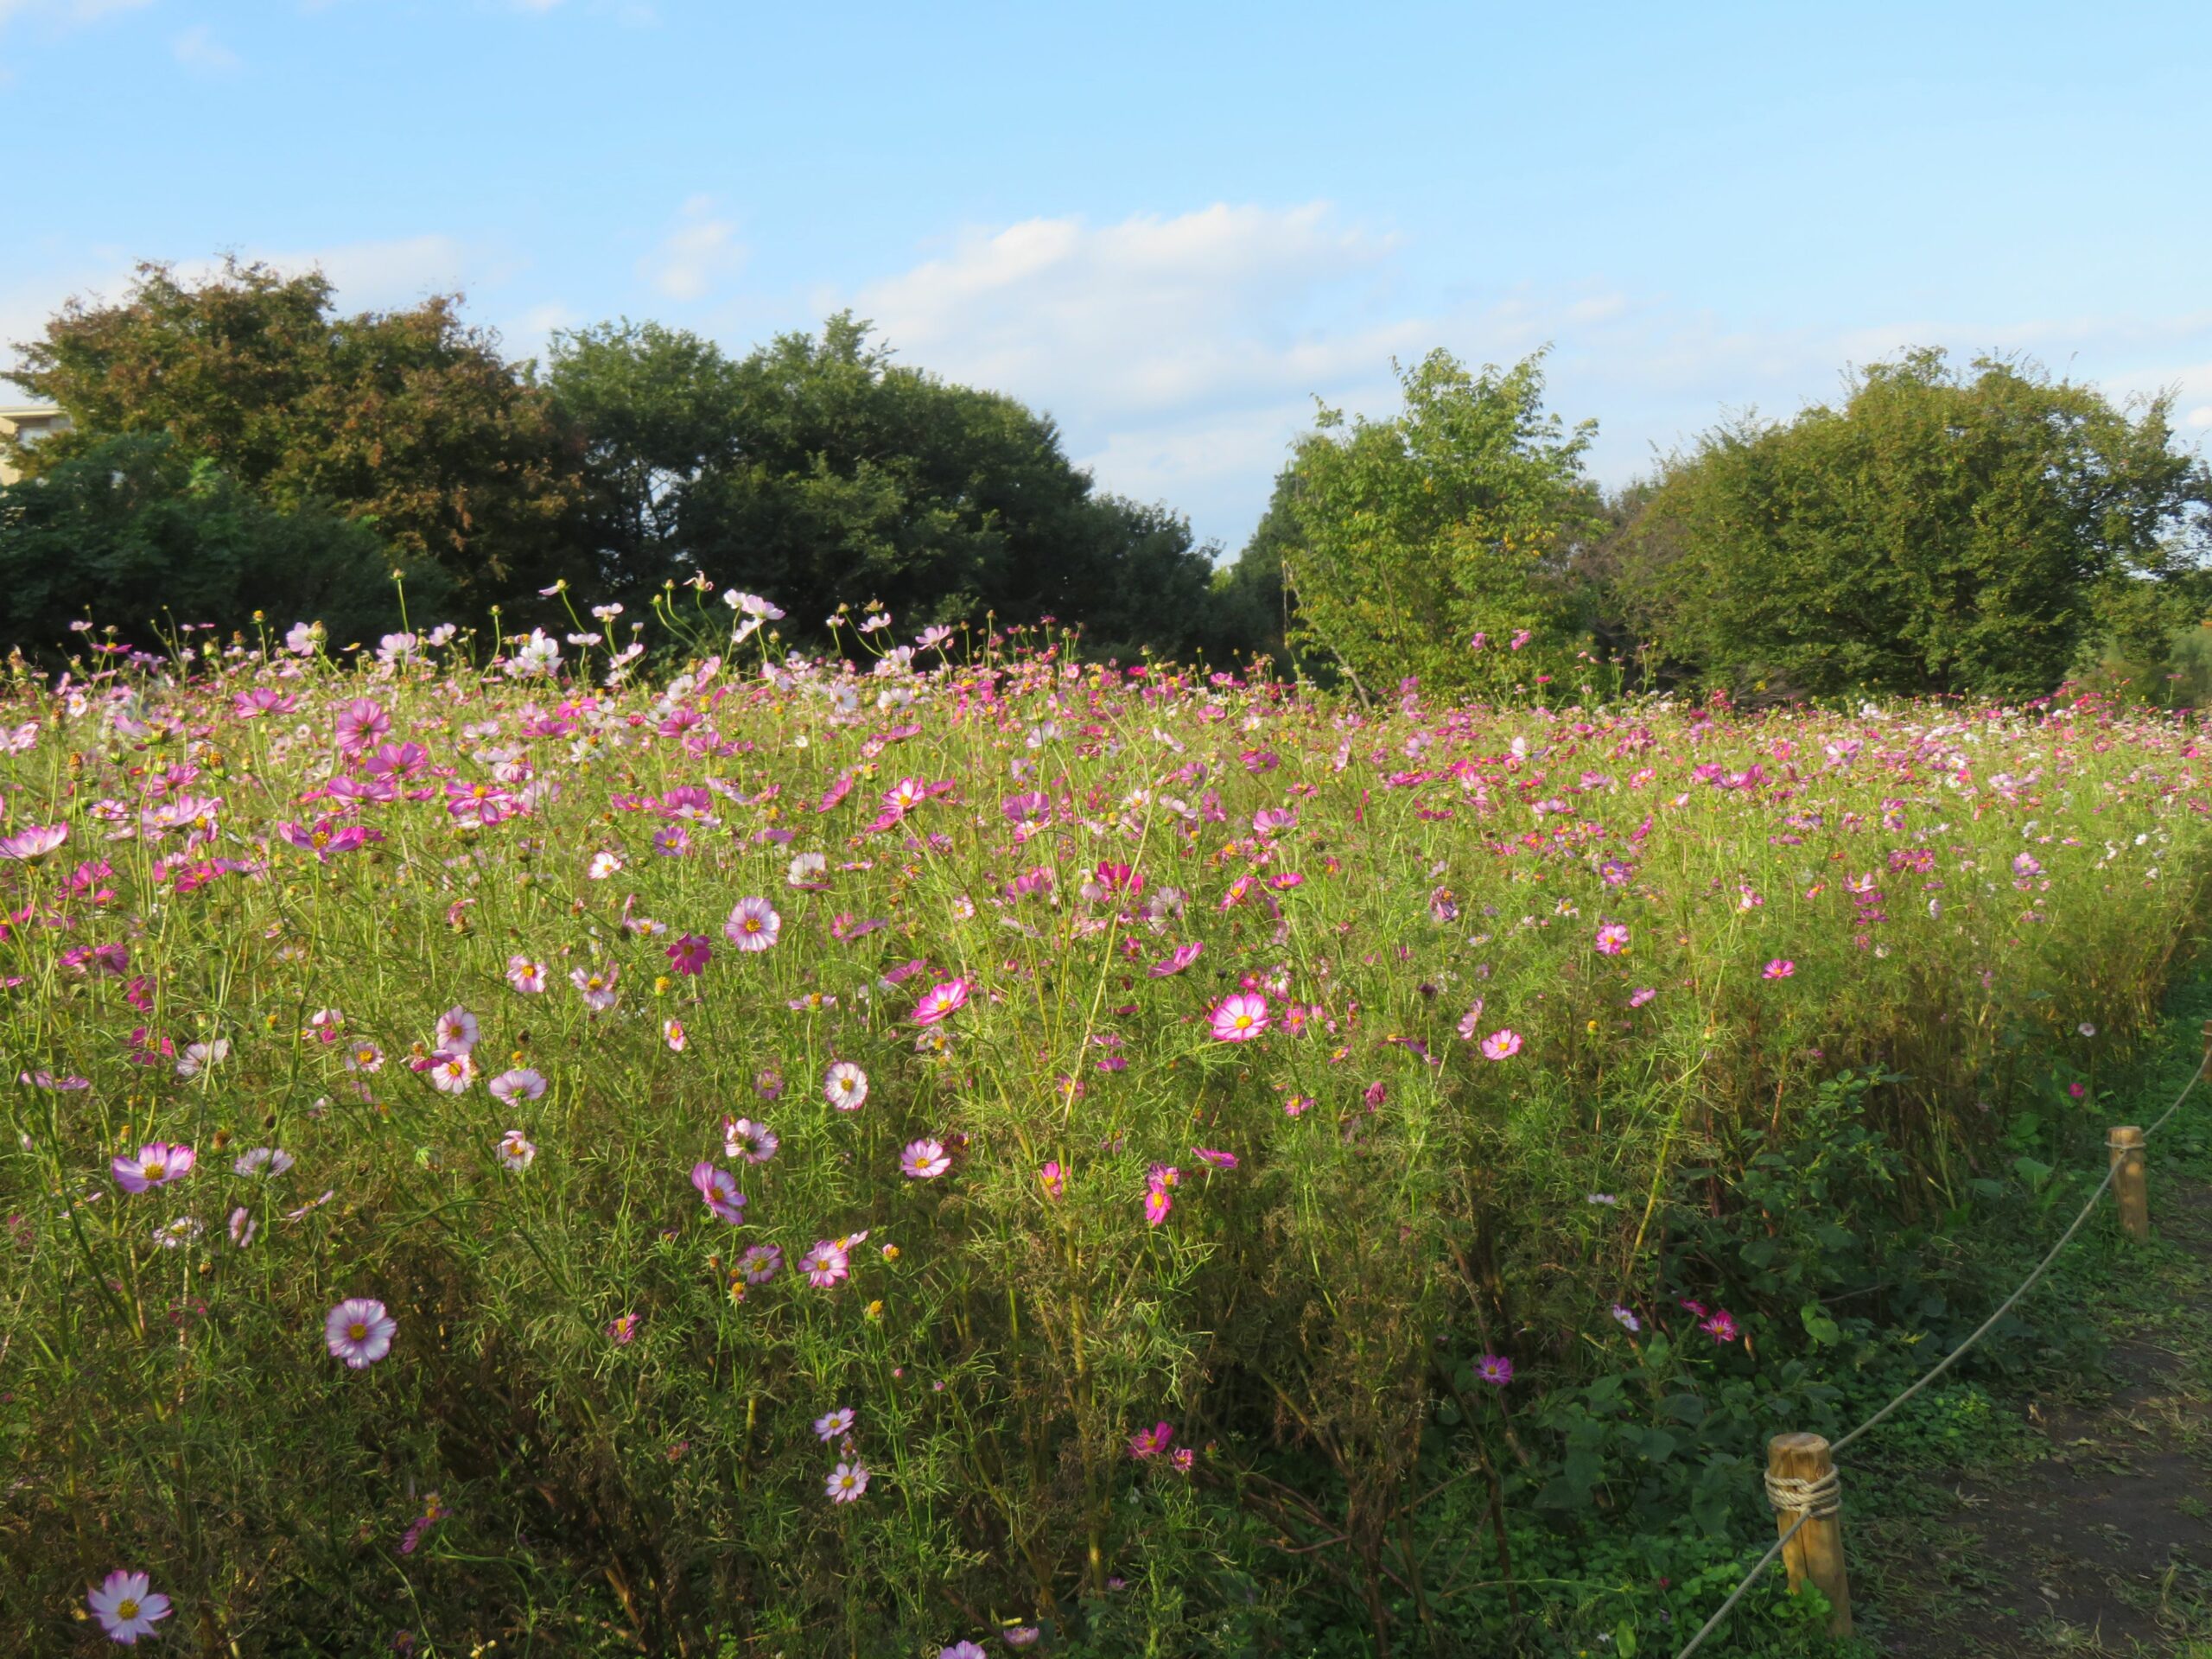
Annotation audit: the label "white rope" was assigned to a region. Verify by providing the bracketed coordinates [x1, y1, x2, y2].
[1762, 1467, 1840, 1520]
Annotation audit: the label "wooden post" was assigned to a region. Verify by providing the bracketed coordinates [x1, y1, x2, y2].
[2108, 1125, 2148, 1242]
[1767, 1432, 1852, 1637]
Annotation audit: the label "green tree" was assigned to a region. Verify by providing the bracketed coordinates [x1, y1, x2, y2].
[10, 258, 581, 607]
[0, 433, 443, 658]
[546, 313, 1236, 654]
[1281, 347, 1600, 698]
[1616, 349, 2212, 698]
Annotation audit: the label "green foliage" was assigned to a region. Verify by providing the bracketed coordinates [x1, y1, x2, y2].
[0, 433, 442, 656]
[547, 315, 1242, 659]
[1279, 346, 1601, 697]
[1616, 349, 2211, 698]
[11, 258, 581, 607]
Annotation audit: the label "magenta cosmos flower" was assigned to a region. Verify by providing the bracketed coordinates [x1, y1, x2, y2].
[1594, 922, 1630, 956]
[1148, 942, 1205, 977]
[1479, 1029, 1523, 1061]
[1143, 1185, 1174, 1227]
[1039, 1160, 1066, 1200]
[1193, 1147, 1238, 1170]
[690, 1161, 747, 1224]
[333, 697, 391, 753]
[87, 1569, 172, 1644]
[1128, 1421, 1173, 1459]
[723, 896, 781, 951]
[798, 1239, 850, 1287]
[667, 933, 712, 976]
[1209, 992, 1269, 1042]
[911, 977, 970, 1024]
[901, 1138, 951, 1179]
[1477, 1353, 1513, 1387]
[325, 1298, 397, 1368]
[823, 1060, 869, 1111]
[112, 1142, 195, 1192]
[1762, 958, 1796, 980]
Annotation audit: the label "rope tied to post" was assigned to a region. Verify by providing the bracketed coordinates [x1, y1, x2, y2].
[1763, 1466, 1841, 1520]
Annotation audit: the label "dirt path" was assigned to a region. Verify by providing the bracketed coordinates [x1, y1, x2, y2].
[1862, 1171, 2212, 1655]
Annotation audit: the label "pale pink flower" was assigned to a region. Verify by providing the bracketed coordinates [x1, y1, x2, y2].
[825, 1460, 869, 1503]
[723, 896, 782, 951]
[901, 1138, 951, 1179]
[488, 1067, 545, 1105]
[0, 823, 67, 861]
[426, 1051, 478, 1094]
[814, 1407, 856, 1441]
[664, 1018, 687, 1051]
[722, 1117, 779, 1163]
[87, 1569, 171, 1644]
[325, 1297, 396, 1368]
[587, 850, 624, 880]
[1479, 1029, 1523, 1061]
[1209, 992, 1269, 1042]
[506, 956, 549, 994]
[823, 1060, 869, 1111]
[1594, 922, 1630, 956]
[570, 963, 620, 1010]
[112, 1142, 194, 1192]
[690, 1161, 746, 1224]
[434, 1007, 480, 1053]
[1193, 1147, 1238, 1170]
[798, 1239, 850, 1287]
[498, 1129, 537, 1171]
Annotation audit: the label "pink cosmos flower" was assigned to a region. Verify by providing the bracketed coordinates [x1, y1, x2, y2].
[570, 963, 620, 1010]
[1456, 999, 1487, 1039]
[814, 1407, 857, 1441]
[666, 933, 712, 976]
[943, 1644, 989, 1659]
[506, 956, 549, 994]
[426, 1051, 478, 1094]
[690, 1162, 746, 1224]
[1128, 1421, 1173, 1459]
[723, 896, 781, 951]
[664, 1018, 688, 1051]
[1209, 992, 1269, 1042]
[276, 818, 378, 861]
[607, 1313, 639, 1344]
[0, 823, 66, 861]
[798, 1240, 850, 1287]
[1193, 1147, 1238, 1170]
[87, 1569, 172, 1645]
[738, 1243, 782, 1283]
[1039, 1160, 1065, 1200]
[325, 1297, 397, 1368]
[228, 1207, 257, 1247]
[1477, 1353, 1513, 1387]
[498, 1130, 537, 1171]
[1479, 1029, 1523, 1061]
[434, 1007, 480, 1054]
[488, 1067, 546, 1106]
[1148, 942, 1205, 977]
[1762, 958, 1796, 980]
[1143, 1185, 1174, 1227]
[1630, 988, 1657, 1008]
[112, 1142, 194, 1192]
[901, 1138, 951, 1179]
[1594, 922, 1630, 956]
[587, 850, 624, 880]
[912, 977, 970, 1024]
[825, 1461, 869, 1503]
[232, 1147, 293, 1177]
[823, 1061, 869, 1111]
[1702, 1311, 1738, 1344]
[333, 698, 391, 753]
[722, 1117, 779, 1163]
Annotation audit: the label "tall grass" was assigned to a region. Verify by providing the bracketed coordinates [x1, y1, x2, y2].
[2, 608, 2206, 1656]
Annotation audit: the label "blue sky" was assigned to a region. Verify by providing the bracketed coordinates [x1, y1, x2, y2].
[4, 0, 2209, 553]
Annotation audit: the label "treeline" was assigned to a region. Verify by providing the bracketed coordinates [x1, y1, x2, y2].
[7, 257, 2209, 698]
[3, 260, 1246, 663]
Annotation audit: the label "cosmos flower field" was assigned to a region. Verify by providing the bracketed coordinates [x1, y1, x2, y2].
[3, 601, 2208, 1656]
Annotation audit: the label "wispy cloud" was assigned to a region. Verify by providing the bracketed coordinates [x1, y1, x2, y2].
[639, 196, 745, 302]
[171, 22, 238, 73]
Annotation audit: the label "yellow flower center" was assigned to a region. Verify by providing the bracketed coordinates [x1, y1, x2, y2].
[347, 1321, 368, 1341]
[143, 1162, 164, 1181]
[116, 1599, 140, 1620]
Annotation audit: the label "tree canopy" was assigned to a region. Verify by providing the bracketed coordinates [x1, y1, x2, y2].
[11, 258, 581, 606]
[1277, 348, 1601, 697]
[1613, 350, 2212, 698]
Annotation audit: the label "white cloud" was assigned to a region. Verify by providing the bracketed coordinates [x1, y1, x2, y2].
[639, 196, 745, 302]
[0, 0, 153, 26]
[171, 23, 238, 73]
